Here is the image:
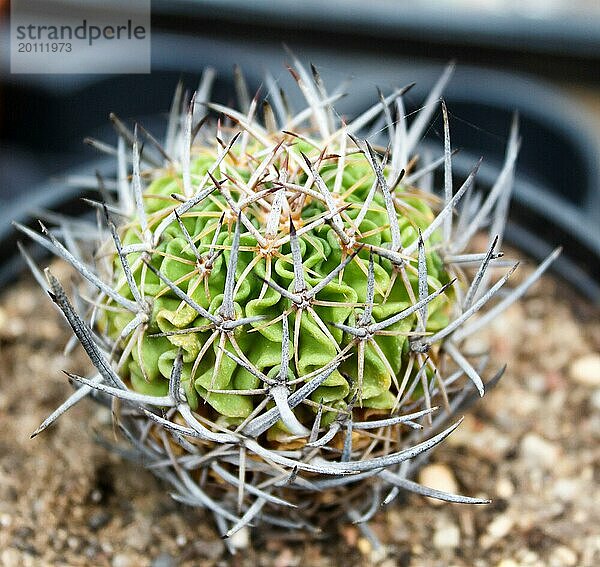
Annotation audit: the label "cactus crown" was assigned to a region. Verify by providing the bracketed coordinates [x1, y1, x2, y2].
[106, 130, 453, 435]
[18, 59, 559, 543]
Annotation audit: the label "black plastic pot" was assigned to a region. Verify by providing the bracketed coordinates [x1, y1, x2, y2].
[154, 0, 600, 60]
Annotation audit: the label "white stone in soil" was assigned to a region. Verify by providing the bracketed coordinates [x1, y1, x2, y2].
[549, 545, 578, 567]
[112, 553, 137, 567]
[552, 478, 579, 502]
[569, 354, 600, 387]
[418, 464, 458, 507]
[481, 513, 514, 548]
[433, 519, 460, 549]
[229, 526, 250, 549]
[495, 477, 515, 499]
[519, 433, 560, 470]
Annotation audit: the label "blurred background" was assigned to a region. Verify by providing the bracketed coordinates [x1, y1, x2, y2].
[0, 0, 599, 300]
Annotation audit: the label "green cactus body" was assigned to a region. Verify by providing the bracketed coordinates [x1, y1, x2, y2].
[103, 146, 451, 438]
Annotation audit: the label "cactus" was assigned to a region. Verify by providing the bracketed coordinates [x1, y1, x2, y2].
[16, 59, 559, 544]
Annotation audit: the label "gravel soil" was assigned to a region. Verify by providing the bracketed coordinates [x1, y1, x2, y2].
[0, 259, 598, 567]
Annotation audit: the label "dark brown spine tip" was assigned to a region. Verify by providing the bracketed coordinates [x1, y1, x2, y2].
[286, 65, 300, 82]
[299, 151, 312, 169]
[207, 171, 221, 187]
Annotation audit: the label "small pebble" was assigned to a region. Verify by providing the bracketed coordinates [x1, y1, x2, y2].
[519, 433, 559, 469]
[552, 478, 578, 502]
[418, 464, 458, 506]
[433, 521, 460, 549]
[370, 544, 389, 564]
[84, 544, 101, 560]
[488, 515, 514, 539]
[88, 510, 111, 531]
[495, 477, 514, 499]
[549, 545, 577, 566]
[516, 548, 539, 564]
[90, 489, 103, 503]
[341, 525, 358, 547]
[229, 526, 249, 550]
[100, 541, 113, 555]
[526, 373, 546, 393]
[152, 553, 176, 567]
[0, 549, 21, 567]
[197, 539, 225, 560]
[126, 519, 152, 551]
[274, 548, 295, 567]
[357, 537, 372, 555]
[112, 553, 137, 567]
[569, 354, 600, 387]
[101, 542, 114, 555]
[481, 514, 515, 549]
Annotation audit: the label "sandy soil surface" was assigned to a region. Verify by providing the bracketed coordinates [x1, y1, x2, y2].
[0, 259, 598, 567]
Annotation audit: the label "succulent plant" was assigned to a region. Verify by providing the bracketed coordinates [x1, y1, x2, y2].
[16, 59, 559, 546]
